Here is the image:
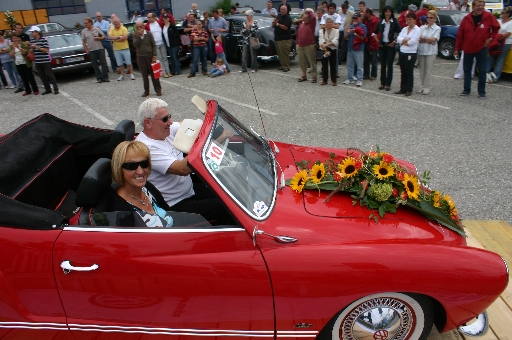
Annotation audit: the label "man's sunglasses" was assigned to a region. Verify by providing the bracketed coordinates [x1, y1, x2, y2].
[122, 159, 150, 171]
[150, 114, 172, 123]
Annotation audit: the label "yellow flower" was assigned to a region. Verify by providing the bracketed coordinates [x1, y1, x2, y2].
[443, 195, 456, 210]
[432, 191, 441, 207]
[402, 173, 420, 201]
[337, 157, 359, 178]
[290, 170, 308, 193]
[372, 161, 394, 180]
[310, 163, 325, 183]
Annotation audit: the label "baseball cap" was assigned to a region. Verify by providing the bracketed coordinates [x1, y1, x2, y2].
[353, 12, 361, 18]
[28, 26, 41, 32]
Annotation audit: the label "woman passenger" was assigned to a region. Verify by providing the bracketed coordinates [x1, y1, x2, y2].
[110, 141, 173, 227]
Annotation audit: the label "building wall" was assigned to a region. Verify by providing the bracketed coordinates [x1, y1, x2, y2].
[0, 0, 34, 12]
[49, 13, 89, 28]
[84, 0, 129, 22]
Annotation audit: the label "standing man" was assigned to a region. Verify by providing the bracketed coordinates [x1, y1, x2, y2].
[262, 1, 278, 17]
[455, 0, 500, 98]
[94, 12, 118, 73]
[13, 23, 29, 93]
[399, 4, 416, 28]
[343, 12, 366, 86]
[109, 18, 135, 81]
[338, 3, 354, 63]
[133, 20, 162, 97]
[415, 3, 430, 26]
[363, 8, 378, 80]
[273, 5, 293, 72]
[82, 17, 109, 83]
[448, 0, 461, 10]
[358, 1, 366, 19]
[29, 26, 59, 95]
[145, 12, 171, 78]
[316, 6, 326, 44]
[207, 9, 229, 63]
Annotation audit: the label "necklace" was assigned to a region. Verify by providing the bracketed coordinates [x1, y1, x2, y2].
[130, 192, 149, 206]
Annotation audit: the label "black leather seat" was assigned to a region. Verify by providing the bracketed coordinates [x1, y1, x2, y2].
[108, 120, 135, 156]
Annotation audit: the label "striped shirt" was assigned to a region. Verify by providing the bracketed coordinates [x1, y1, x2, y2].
[30, 37, 51, 63]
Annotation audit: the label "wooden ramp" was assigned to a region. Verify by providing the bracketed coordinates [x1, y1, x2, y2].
[427, 220, 512, 340]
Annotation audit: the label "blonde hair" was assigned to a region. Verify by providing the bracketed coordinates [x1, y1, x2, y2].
[111, 141, 152, 186]
[217, 57, 224, 64]
[427, 10, 437, 19]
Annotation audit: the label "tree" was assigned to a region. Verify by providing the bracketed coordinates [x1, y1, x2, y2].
[4, 11, 17, 30]
[210, 0, 234, 15]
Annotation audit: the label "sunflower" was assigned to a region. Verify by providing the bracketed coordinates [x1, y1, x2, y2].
[372, 161, 394, 180]
[310, 163, 326, 183]
[290, 170, 308, 193]
[402, 173, 420, 201]
[337, 157, 359, 178]
[432, 191, 441, 207]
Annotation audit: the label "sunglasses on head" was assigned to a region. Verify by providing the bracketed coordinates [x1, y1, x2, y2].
[122, 159, 149, 171]
[150, 114, 172, 123]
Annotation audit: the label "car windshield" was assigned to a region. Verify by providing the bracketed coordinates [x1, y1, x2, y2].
[449, 12, 467, 25]
[202, 106, 276, 220]
[46, 34, 82, 49]
[427, 0, 449, 7]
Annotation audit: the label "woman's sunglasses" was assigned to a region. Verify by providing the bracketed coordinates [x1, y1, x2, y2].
[122, 159, 150, 171]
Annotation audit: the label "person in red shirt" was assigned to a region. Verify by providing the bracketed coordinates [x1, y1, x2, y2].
[159, 8, 175, 24]
[415, 3, 429, 26]
[454, 0, 500, 98]
[398, 4, 416, 28]
[363, 8, 379, 79]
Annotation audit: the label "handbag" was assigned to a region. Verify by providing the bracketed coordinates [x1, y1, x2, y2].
[27, 52, 35, 62]
[151, 60, 163, 79]
[249, 36, 260, 49]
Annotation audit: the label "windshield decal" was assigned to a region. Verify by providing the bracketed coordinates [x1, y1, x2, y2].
[206, 143, 225, 166]
[253, 201, 269, 217]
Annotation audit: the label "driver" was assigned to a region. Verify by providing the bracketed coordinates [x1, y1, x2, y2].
[135, 98, 233, 225]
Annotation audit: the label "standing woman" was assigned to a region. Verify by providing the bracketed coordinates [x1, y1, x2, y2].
[0, 31, 21, 88]
[240, 10, 259, 73]
[295, 9, 317, 83]
[417, 10, 440, 94]
[486, 6, 512, 83]
[8, 34, 39, 96]
[319, 16, 339, 85]
[395, 12, 420, 96]
[374, 6, 401, 91]
[162, 14, 182, 76]
[29, 26, 59, 95]
[188, 20, 209, 77]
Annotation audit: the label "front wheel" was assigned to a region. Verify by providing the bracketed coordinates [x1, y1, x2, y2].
[439, 38, 455, 59]
[327, 292, 434, 340]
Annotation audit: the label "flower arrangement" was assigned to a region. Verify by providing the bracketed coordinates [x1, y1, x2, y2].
[286, 148, 465, 237]
[3, 11, 17, 30]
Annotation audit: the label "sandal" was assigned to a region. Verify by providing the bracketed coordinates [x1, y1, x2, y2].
[298, 76, 307, 82]
[311, 78, 317, 83]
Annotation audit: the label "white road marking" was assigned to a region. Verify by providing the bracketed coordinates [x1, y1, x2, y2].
[159, 78, 280, 115]
[259, 70, 451, 110]
[432, 74, 512, 89]
[59, 90, 114, 125]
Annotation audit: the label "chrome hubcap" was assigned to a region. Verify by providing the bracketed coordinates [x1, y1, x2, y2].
[340, 297, 414, 340]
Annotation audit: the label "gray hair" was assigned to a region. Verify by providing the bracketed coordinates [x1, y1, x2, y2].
[138, 98, 169, 126]
[325, 15, 334, 22]
[245, 9, 255, 16]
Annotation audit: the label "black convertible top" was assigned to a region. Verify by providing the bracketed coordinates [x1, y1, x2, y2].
[0, 114, 113, 229]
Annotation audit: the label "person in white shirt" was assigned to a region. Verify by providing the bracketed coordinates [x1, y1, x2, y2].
[395, 12, 420, 96]
[135, 98, 233, 225]
[486, 6, 512, 82]
[262, 1, 278, 17]
[417, 10, 440, 94]
[145, 13, 171, 77]
[448, 0, 461, 10]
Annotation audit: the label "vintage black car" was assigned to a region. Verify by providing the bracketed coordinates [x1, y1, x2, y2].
[223, 14, 296, 63]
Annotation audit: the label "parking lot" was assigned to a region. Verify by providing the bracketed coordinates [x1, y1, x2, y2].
[1, 55, 511, 224]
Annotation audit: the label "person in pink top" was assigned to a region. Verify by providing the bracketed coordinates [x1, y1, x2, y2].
[295, 9, 317, 83]
[212, 35, 230, 72]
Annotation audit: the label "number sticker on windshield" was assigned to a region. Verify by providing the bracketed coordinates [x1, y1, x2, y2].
[206, 143, 225, 166]
[253, 201, 268, 217]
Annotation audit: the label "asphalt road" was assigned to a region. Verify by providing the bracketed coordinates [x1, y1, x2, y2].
[1, 56, 511, 224]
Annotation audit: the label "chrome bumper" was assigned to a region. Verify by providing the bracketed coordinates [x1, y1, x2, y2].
[257, 55, 278, 61]
[458, 311, 488, 336]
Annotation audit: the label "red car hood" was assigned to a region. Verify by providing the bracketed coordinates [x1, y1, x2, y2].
[271, 141, 465, 246]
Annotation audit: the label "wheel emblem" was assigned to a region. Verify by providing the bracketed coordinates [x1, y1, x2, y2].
[373, 330, 389, 340]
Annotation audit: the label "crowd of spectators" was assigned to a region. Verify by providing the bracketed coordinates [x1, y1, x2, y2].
[1, 1, 511, 99]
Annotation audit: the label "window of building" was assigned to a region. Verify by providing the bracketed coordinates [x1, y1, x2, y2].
[33, 0, 87, 16]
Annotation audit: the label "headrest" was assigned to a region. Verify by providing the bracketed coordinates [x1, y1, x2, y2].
[75, 158, 112, 207]
[108, 120, 135, 156]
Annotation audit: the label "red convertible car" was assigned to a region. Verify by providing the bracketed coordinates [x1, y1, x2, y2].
[0, 98, 508, 340]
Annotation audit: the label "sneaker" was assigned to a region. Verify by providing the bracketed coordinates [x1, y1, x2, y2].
[343, 80, 354, 85]
[486, 73, 493, 84]
[352, 76, 357, 80]
[478, 93, 486, 98]
[460, 91, 469, 96]
[131, 74, 135, 80]
[251, 70, 256, 73]
[239, 70, 247, 73]
[490, 72, 497, 83]
[356, 81, 362, 87]
[118, 75, 124, 81]
[8, 85, 15, 89]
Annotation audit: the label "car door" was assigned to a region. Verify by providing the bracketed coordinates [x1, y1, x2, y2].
[53, 212, 275, 340]
[225, 20, 245, 59]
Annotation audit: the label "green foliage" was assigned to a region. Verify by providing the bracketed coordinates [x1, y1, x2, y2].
[73, 22, 84, 30]
[493, 11, 501, 19]
[3, 11, 17, 30]
[210, 0, 234, 15]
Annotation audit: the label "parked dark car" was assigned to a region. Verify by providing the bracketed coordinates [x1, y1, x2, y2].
[124, 22, 192, 67]
[437, 10, 467, 59]
[24, 22, 68, 33]
[44, 31, 93, 74]
[224, 14, 297, 63]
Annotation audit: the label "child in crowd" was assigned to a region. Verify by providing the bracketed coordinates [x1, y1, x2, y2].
[213, 35, 230, 72]
[208, 58, 228, 77]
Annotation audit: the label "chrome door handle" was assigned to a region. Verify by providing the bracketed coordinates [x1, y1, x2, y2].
[60, 260, 99, 274]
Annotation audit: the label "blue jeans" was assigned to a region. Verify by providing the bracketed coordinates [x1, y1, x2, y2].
[347, 49, 363, 81]
[208, 68, 225, 77]
[101, 40, 118, 71]
[0, 60, 7, 86]
[167, 45, 181, 74]
[190, 45, 207, 75]
[463, 47, 488, 95]
[364, 45, 378, 78]
[2, 61, 21, 87]
[215, 52, 230, 72]
[487, 44, 511, 81]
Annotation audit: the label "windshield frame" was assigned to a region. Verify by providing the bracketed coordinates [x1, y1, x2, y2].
[200, 104, 277, 221]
